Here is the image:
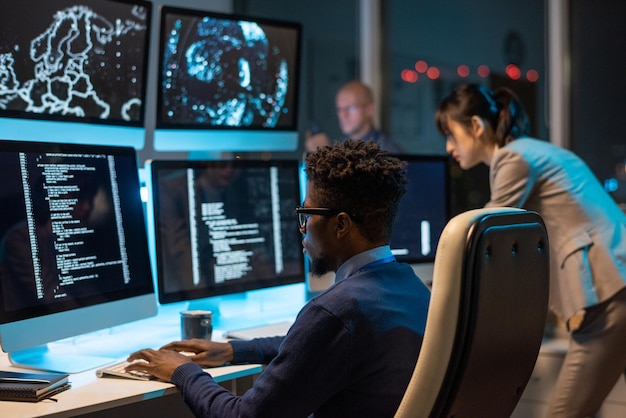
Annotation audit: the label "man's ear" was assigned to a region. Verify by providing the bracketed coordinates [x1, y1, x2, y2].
[335, 212, 352, 239]
[470, 115, 485, 137]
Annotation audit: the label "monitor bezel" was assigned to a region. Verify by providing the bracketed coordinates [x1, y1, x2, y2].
[156, 6, 302, 131]
[0, 0, 153, 128]
[148, 158, 306, 305]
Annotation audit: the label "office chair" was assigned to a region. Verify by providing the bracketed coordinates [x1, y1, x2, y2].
[395, 207, 549, 418]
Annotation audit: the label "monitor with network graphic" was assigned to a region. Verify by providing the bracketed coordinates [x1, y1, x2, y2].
[153, 6, 302, 152]
[157, 7, 300, 130]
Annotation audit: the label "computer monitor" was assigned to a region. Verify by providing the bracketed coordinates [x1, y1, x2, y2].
[0, 0, 152, 147]
[389, 155, 451, 264]
[302, 154, 451, 292]
[147, 159, 305, 327]
[0, 140, 156, 373]
[154, 6, 302, 152]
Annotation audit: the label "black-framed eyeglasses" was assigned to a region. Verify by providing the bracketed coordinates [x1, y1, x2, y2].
[295, 206, 358, 230]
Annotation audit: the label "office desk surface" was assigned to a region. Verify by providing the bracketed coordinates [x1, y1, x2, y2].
[0, 284, 309, 416]
[0, 358, 261, 418]
[0, 301, 268, 418]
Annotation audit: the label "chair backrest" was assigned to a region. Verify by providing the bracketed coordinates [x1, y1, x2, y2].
[395, 207, 549, 418]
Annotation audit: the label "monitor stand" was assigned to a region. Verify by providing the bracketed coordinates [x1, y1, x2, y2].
[8, 345, 116, 374]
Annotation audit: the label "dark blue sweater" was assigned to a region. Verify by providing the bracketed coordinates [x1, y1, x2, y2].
[171, 261, 430, 418]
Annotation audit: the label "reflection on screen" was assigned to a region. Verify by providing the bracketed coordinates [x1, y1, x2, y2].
[0, 140, 155, 373]
[0, 0, 151, 126]
[149, 160, 304, 304]
[157, 7, 301, 130]
[0, 141, 154, 322]
[390, 155, 451, 263]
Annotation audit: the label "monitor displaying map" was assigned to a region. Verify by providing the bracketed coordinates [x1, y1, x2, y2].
[0, 0, 151, 127]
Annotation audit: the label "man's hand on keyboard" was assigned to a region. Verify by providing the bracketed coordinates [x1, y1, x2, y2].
[126, 348, 193, 382]
[160, 339, 235, 368]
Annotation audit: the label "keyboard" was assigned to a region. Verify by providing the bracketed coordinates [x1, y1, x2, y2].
[96, 359, 154, 381]
[223, 320, 294, 340]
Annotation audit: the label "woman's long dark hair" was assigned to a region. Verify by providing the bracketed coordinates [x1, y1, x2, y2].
[435, 83, 530, 146]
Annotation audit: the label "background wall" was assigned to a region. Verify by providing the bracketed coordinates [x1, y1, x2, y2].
[384, 0, 547, 153]
[569, 0, 626, 206]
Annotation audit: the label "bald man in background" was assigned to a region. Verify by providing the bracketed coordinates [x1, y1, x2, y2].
[306, 81, 402, 153]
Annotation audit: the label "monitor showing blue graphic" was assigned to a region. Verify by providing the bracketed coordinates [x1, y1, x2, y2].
[0, 0, 151, 127]
[0, 140, 156, 373]
[157, 7, 301, 130]
[389, 155, 451, 263]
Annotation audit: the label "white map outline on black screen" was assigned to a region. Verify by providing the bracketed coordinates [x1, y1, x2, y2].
[0, 1, 150, 125]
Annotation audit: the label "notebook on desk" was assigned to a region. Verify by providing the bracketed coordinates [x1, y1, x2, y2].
[0, 371, 70, 402]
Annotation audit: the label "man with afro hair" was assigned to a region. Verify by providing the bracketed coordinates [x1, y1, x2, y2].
[127, 140, 431, 418]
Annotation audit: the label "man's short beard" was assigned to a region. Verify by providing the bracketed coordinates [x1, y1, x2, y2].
[309, 257, 333, 277]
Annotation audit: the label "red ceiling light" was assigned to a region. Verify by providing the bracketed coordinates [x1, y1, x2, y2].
[526, 69, 539, 82]
[426, 66, 440, 80]
[414, 60, 428, 73]
[505, 64, 521, 80]
[477, 65, 490, 78]
[457, 64, 470, 78]
[401, 69, 419, 83]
